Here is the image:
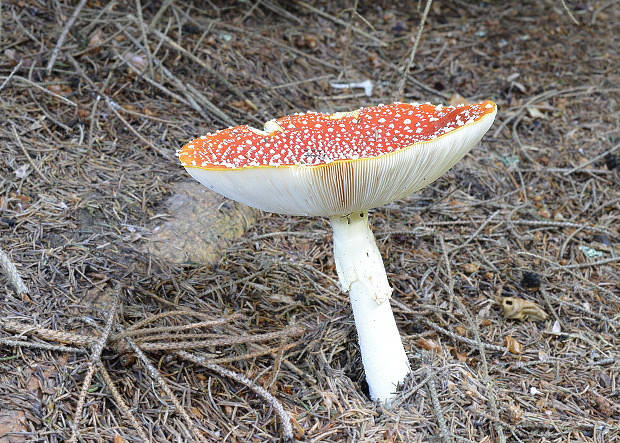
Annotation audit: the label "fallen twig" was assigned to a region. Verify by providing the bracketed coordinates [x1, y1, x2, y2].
[97, 362, 150, 441]
[439, 236, 506, 443]
[123, 335, 208, 443]
[562, 143, 619, 175]
[0, 246, 28, 295]
[396, 0, 433, 100]
[133, 326, 305, 352]
[424, 357, 451, 443]
[69, 296, 119, 443]
[0, 338, 84, 354]
[176, 350, 294, 442]
[46, 0, 88, 75]
[295, 1, 386, 47]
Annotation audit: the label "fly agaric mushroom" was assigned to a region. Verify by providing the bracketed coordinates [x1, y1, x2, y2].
[178, 101, 497, 404]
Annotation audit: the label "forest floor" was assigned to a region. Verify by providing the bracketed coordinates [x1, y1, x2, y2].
[0, 1, 618, 441]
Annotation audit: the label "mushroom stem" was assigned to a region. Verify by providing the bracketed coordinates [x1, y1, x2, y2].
[330, 212, 411, 404]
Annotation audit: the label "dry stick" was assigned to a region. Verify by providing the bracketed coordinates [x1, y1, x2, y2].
[558, 224, 587, 259]
[393, 374, 431, 407]
[0, 59, 22, 92]
[87, 94, 101, 146]
[134, 332, 220, 342]
[69, 296, 119, 443]
[217, 22, 340, 71]
[383, 58, 450, 100]
[560, 0, 581, 25]
[119, 314, 240, 337]
[97, 362, 150, 441]
[295, 1, 386, 47]
[563, 256, 620, 269]
[135, 326, 305, 352]
[424, 359, 451, 443]
[66, 55, 172, 159]
[213, 340, 301, 365]
[267, 337, 286, 389]
[521, 167, 612, 175]
[0, 338, 84, 354]
[176, 351, 294, 442]
[199, 269, 274, 298]
[148, 0, 173, 30]
[134, 0, 155, 79]
[259, 0, 302, 24]
[518, 251, 619, 303]
[111, 47, 194, 110]
[508, 219, 615, 237]
[46, 0, 88, 75]
[491, 86, 615, 138]
[421, 317, 505, 352]
[449, 210, 500, 257]
[390, 299, 505, 352]
[339, 0, 359, 78]
[0, 317, 302, 365]
[122, 336, 208, 443]
[105, 99, 172, 159]
[0, 318, 94, 346]
[396, 0, 433, 100]
[185, 83, 237, 126]
[0, 246, 28, 295]
[11, 124, 53, 184]
[125, 310, 231, 331]
[145, 23, 248, 103]
[80, 0, 117, 35]
[114, 28, 237, 126]
[542, 288, 620, 327]
[563, 143, 620, 176]
[439, 236, 506, 443]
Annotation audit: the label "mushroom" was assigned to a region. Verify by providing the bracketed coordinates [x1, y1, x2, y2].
[178, 101, 497, 404]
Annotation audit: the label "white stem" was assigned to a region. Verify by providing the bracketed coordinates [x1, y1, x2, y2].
[330, 212, 411, 404]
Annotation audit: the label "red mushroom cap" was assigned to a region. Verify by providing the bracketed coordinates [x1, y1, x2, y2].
[179, 101, 497, 216]
[179, 101, 496, 170]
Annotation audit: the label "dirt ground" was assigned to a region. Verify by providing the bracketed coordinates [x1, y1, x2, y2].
[1, 0, 618, 441]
